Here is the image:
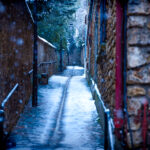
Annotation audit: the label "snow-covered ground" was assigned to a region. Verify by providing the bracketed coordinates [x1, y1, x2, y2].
[9, 66, 104, 150]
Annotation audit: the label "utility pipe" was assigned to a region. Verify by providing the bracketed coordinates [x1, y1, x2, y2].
[114, 0, 124, 130]
[123, 1, 134, 149]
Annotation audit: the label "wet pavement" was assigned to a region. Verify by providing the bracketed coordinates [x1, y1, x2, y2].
[8, 66, 104, 150]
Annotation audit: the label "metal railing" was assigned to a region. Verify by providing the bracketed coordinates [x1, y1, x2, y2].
[28, 61, 57, 75]
[104, 109, 115, 150]
[0, 83, 19, 147]
[89, 76, 115, 150]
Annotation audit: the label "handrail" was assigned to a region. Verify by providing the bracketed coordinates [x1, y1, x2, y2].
[0, 83, 19, 147]
[89, 76, 115, 150]
[105, 109, 115, 150]
[1, 83, 19, 109]
[28, 61, 57, 75]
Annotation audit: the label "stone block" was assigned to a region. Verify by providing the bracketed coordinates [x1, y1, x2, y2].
[127, 16, 147, 28]
[147, 22, 150, 30]
[127, 116, 141, 131]
[127, 47, 148, 68]
[128, 2, 150, 15]
[127, 130, 142, 148]
[127, 86, 146, 97]
[127, 97, 142, 115]
[128, 28, 150, 46]
[127, 65, 150, 84]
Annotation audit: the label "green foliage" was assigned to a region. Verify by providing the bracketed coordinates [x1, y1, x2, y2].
[28, 0, 79, 50]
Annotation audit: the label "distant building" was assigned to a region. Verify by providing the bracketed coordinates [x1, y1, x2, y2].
[85, 0, 150, 149]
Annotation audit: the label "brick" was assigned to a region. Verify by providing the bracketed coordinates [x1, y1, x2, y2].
[127, 16, 147, 28]
[127, 97, 142, 115]
[127, 86, 146, 97]
[127, 65, 150, 84]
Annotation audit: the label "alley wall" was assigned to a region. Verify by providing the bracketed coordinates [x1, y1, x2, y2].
[0, 1, 34, 133]
[0, 1, 57, 134]
[86, 0, 150, 149]
[86, 0, 116, 111]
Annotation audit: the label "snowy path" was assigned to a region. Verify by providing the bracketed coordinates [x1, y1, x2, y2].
[8, 66, 104, 150]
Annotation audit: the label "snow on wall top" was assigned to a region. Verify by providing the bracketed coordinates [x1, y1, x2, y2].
[38, 36, 56, 49]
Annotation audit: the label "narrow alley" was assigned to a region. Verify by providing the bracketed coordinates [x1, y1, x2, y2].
[1, 0, 150, 149]
[8, 66, 104, 150]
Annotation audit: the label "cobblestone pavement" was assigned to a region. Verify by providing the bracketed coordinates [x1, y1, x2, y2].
[8, 66, 104, 150]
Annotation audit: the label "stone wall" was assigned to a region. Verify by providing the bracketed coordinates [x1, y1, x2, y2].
[97, 0, 116, 111]
[86, 0, 116, 110]
[90, 2, 96, 79]
[86, 0, 99, 80]
[86, 0, 150, 149]
[126, 0, 150, 148]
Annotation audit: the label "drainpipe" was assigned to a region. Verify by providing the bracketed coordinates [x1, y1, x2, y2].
[142, 100, 148, 150]
[94, 2, 98, 83]
[123, 1, 134, 149]
[114, 0, 124, 130]
[84, 22, 87, 75]
[100, 0, 106, 45]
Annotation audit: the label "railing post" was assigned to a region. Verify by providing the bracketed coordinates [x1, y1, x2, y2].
[104, 110, 108, 150]
[0, 109, 4, 148]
